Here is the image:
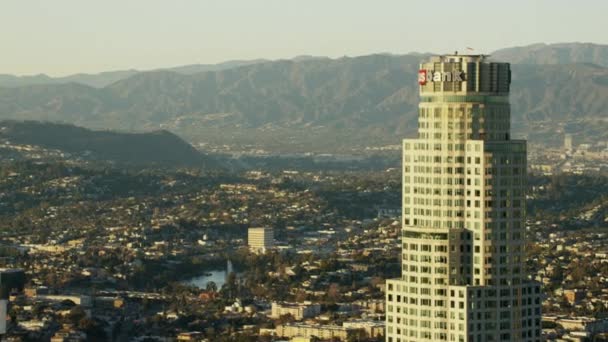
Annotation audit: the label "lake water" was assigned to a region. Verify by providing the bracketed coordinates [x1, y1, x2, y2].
[183, 260, 234, 289]
[183, 270, 227, 289]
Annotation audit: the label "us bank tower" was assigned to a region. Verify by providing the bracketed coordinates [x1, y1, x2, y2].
[385, 55, 541, 342]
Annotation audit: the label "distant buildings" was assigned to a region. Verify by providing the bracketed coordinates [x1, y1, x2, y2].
[563, 289, 585, 305]
[248, 227, 274, 254]
[543, 316, 608, 337]
[270, 301, 321, 320]
[342, 319, 385, 338]
[275, 323, 361, 341]
[0, 268, 25, 334]
[176, 331, 205, 341]
[377, 207, 401, 218]
[50, 325, 87, 342]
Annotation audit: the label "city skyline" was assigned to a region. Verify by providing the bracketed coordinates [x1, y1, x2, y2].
[0, 2, 605, 340]
[2, 0, 608, 76]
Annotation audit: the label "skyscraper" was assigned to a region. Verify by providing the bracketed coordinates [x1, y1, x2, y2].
[385, 55, 541, 342]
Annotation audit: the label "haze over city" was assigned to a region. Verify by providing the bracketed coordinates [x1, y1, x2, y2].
[2, 0, 608, 76]
[0, 1, 607, 341]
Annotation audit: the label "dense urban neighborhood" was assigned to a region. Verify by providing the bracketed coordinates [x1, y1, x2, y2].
[0, 135, 606, 341]
[2, 0, 608, 339]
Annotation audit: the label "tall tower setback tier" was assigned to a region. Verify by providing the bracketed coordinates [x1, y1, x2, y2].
[386, 55, 541, 342]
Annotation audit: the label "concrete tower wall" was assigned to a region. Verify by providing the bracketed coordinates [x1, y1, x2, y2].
[386, 55, 541, 342]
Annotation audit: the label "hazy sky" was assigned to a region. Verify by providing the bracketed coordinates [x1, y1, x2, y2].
[2, 0, 607, 76]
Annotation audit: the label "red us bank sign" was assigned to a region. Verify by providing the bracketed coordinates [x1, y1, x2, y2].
[418, 69, 465, 85]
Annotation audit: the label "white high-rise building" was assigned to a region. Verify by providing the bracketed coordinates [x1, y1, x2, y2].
[248, 227, 274, 254]
[385, 55, 541, 342]
[564, 134, 573, 152]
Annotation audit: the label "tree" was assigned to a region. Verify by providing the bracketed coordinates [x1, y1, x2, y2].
[206, 281, 218, 293]
[294, 289, 308, 302]
[327, 283, 341, 303]
[67, 306, 87, 325]
[347, 329, 367, 342]
[275, 313, 295, 325]
[223, 272, 238, 299]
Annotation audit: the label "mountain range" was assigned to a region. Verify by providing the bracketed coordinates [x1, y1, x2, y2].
[0, 58, 306, 88]
[1, 42, 607, 153]
[492, 42, 608, 67]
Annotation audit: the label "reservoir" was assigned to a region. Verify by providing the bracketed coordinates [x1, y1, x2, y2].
[182, 260, 234, 289]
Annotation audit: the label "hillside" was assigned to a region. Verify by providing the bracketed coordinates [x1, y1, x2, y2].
[510, 63, 608, 146]
[0, 120, 210, 166]
[0, 43, 607, 152]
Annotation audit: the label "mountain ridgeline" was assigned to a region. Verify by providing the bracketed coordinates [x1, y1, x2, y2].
[492, 42, 608, 67]
[0, 43, 607, 152]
